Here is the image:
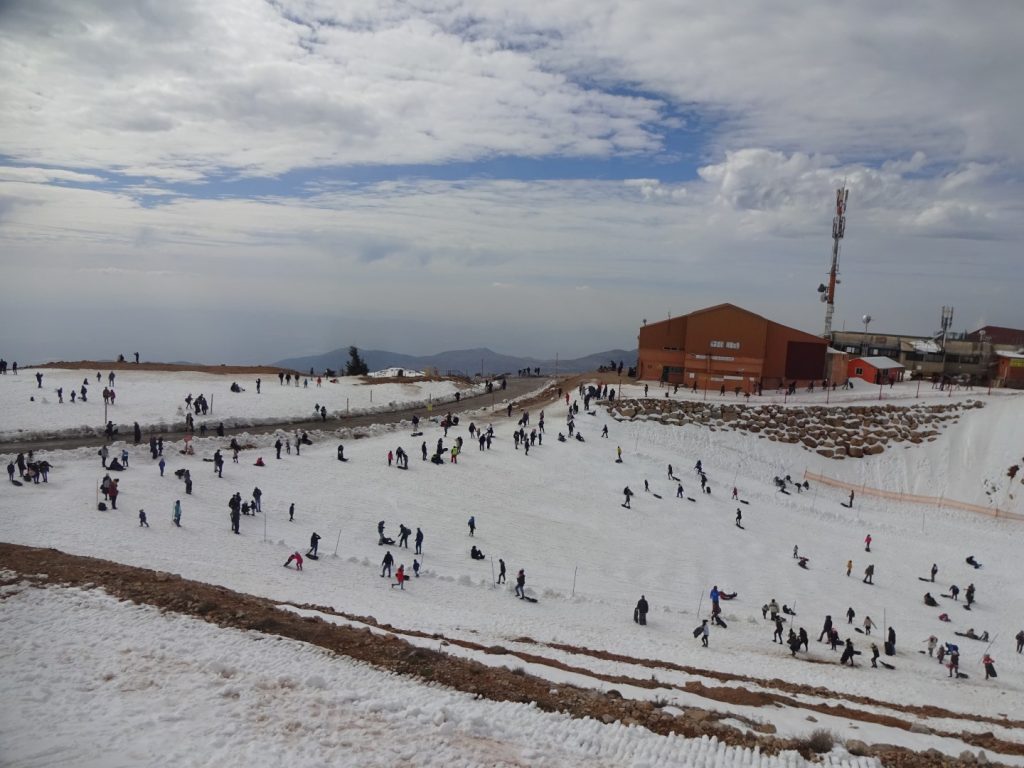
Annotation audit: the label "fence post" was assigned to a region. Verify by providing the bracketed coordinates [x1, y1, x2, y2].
[571, 565, 578, 597]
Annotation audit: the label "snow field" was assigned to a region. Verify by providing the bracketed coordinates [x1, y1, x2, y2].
[0, 368, 482, 441]
[0, 582, 876, 768]
[1, 371, 1023, 761]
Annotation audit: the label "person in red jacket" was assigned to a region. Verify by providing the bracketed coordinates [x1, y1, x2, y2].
[864, 533, 872, 552]
[391, 564, 406, 590]
[107, 479, 119, 509]
[283, 551, 303, 570]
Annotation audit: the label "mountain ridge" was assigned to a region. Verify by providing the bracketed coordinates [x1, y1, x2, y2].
[275, 346, 637, 376]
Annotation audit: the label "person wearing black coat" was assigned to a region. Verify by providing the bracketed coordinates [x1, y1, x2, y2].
[308, 532, 321, 557]
[818, 615, 833, 642]
[381, 550, 394, 577]
[841, 638, 858, 665]
[634, 596, 649, 625]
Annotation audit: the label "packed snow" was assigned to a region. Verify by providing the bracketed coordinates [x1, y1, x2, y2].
[2, 371, 1023, 764]
[0, 368, 480, 441]
[0, 581, 879, 768]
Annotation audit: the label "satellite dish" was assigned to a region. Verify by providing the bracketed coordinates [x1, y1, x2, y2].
[862, 314, 872, 325]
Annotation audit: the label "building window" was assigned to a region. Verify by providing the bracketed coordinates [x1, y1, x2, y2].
[855, 367, 864, 375]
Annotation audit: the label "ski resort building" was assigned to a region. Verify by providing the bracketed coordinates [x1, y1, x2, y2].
[636, 304, 829, 391]
[847, 356, 905, 385]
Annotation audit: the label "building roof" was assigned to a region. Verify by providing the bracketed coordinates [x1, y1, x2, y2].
[852, 356, 904, 370]
[644, 303, 824, 343]
[900, 339, 942, 354]
[996, 351, 1024, 360]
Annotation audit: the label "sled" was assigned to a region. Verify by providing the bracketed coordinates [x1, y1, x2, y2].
[11, 480, 23, 487]
[621, 504, 631, 509]
[692, 626, 703, 638]
[739, 499, 749, 504]
[879, 661, 895, 670]
[396, 465, 408, 470]
[651, 493, 663, 499]
[963, 604, 972, 610]
[521, 595, 538, 603]
[615, 458, 623, 464]
[984, 665, 997, 679]
[854, 627, 866, 634]
[687, 497, 697, 502]
[634, 607, 639, 623]
[918, 577, 935, 582]
[954, 632, 986, 641]
[735, 523, 745, 529]
[941, 594, 955, 599]
[411, 432, 423, 437]
[956, 672, 970, 679]
[306, 554, 320, 561]
[778, 489, 790, 495]
[714, 618, 728, 629]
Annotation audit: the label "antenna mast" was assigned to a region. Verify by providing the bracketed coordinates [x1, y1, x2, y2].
[821, 186, 849, 338]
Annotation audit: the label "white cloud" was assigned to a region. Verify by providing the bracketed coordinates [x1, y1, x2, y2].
[1, 1, 1021, 180]
[0, 166, 105, 184]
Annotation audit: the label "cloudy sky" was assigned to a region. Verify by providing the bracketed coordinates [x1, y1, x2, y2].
[1, 0, 1021, 364]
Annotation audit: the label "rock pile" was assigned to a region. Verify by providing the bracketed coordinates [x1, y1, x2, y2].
[608, 398, 984, 460]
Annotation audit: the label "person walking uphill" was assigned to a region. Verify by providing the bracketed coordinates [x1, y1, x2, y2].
[515, 569, 526, 599]
[634, 595, 649, 625]
[173, 500, 182, 527]
[468, 516, 476, 537]
[864, 533, 872, 552]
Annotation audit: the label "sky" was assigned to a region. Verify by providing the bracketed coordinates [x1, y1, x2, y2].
[1, 0, 1022, 364]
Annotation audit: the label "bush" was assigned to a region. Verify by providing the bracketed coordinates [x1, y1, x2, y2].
[806, 729, 835, 753]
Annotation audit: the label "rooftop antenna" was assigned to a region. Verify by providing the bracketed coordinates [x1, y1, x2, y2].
[819, 185, 849, 338]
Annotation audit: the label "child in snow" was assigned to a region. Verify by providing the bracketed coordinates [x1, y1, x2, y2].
[284, 551, 303, 570]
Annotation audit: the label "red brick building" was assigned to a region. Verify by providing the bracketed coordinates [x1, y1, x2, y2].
[636, 303, 828, 391]
[967, 325, 1024, 347]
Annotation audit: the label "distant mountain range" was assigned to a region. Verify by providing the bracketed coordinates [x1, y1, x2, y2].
[275, 347, 637, 376]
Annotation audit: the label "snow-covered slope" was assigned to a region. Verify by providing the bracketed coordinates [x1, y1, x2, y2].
[2, 372, 1022, 763]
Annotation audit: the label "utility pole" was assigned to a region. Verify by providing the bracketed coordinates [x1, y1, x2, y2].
[820, 186, 849, 339]
[939, 306, 954, 381]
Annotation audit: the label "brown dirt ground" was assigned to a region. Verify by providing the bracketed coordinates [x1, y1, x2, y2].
[0, 543, 1012, 766]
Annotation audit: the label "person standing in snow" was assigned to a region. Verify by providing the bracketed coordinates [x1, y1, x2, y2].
[622, 486, 633, 509]
[415, 527, 424, 555]
[773, 615, 784, 644]
[289, 503, 295, 522]
[173, 500, 182, 527]
[308, 532, 321, 557]
[252, 486, 262, 513]
[468, 516, 475, 537]
[846, 559, 853, 577]
[100, 445, 108, 468]
[230, 504, 241, 534]
[735, 508, 742, 527]
[515, 569, 526, 598]
[847, 606, 856, 624]
[398, 524, 410, 549]
[633, 595, 649, 625]
[931, 563, 938, 582]
[275, 438, 283, 459]
[863, 564, 874, 584]
[864, 533, 872, 552]
[497, 558, 506, 584]
[699, 620, 709, 647]
[139, 509, 149, 527]
[381, 550, 394, 578]
[1016, 630, 1024, 654]
[863, 616, 875, 635]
